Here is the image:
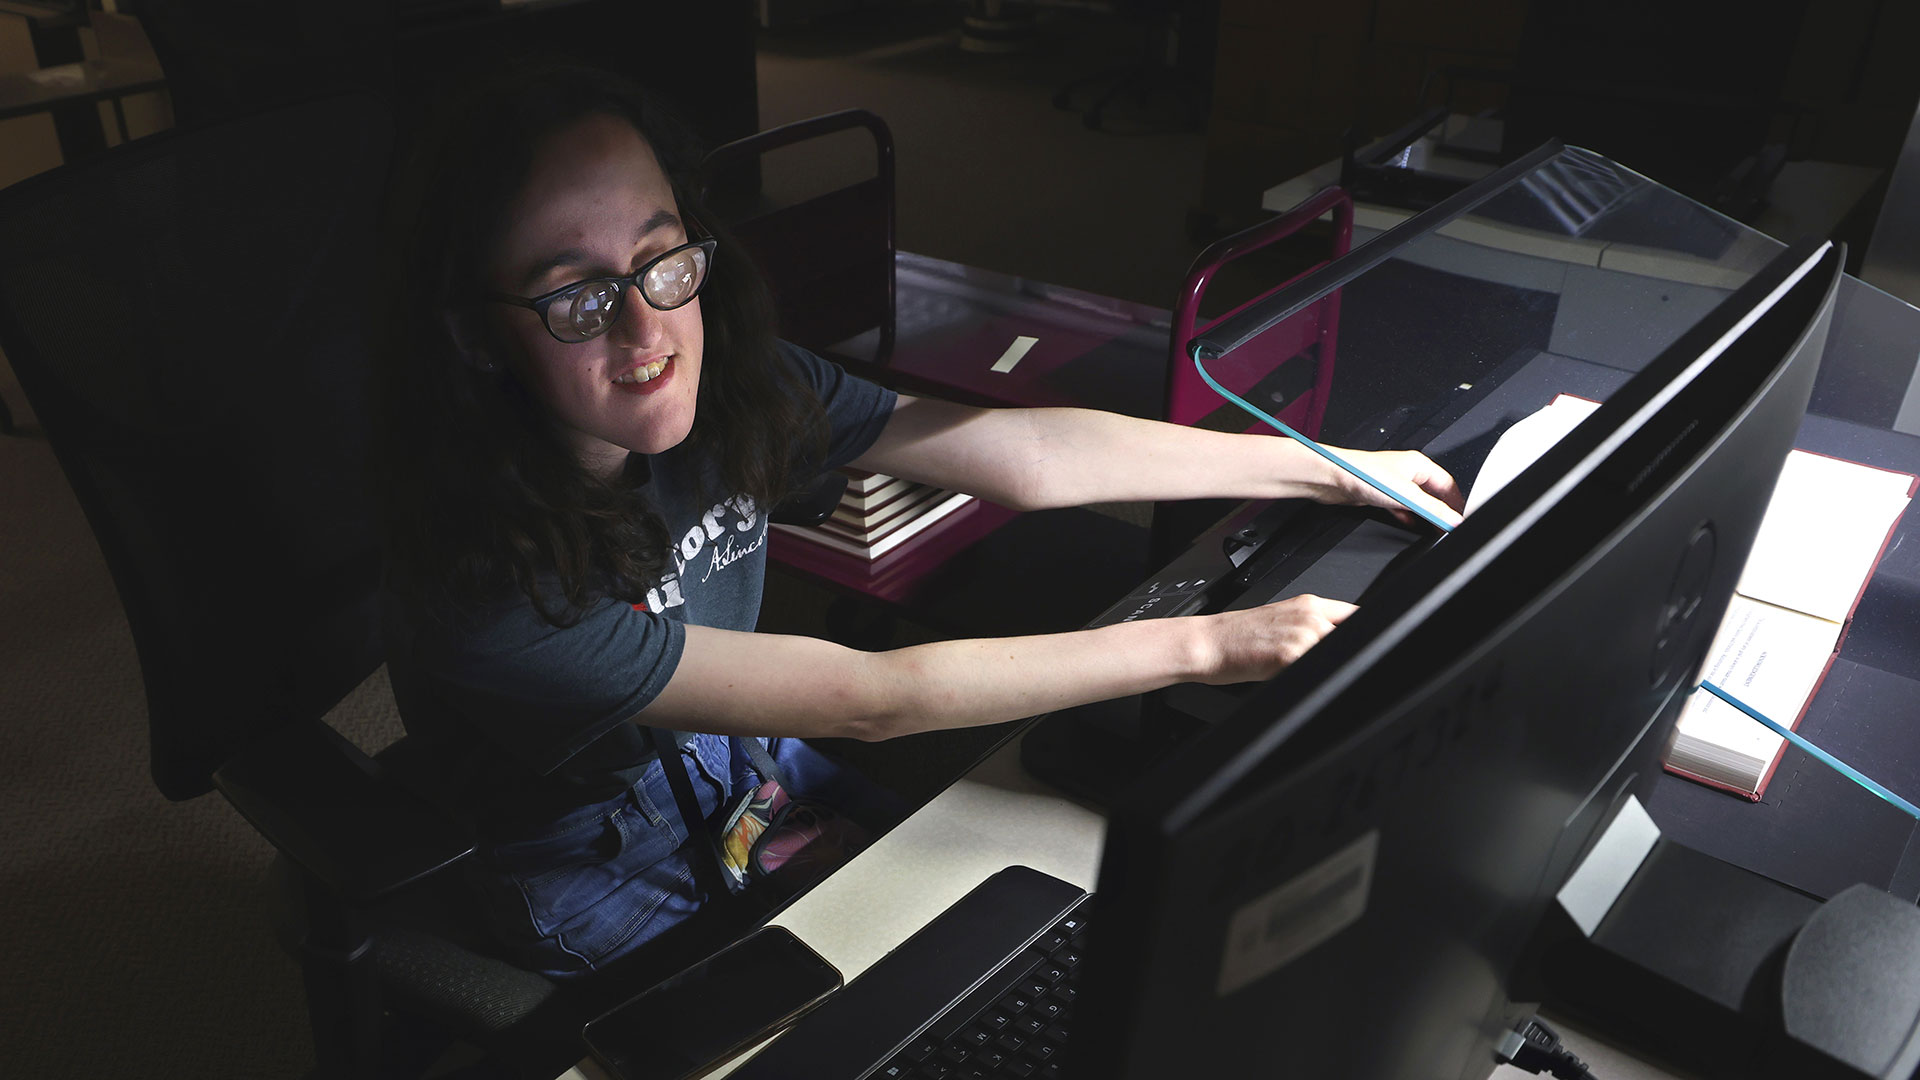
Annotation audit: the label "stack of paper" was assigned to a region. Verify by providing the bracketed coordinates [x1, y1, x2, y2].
[774, 469, 974, 561]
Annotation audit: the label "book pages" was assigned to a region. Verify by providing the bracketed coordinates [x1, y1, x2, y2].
[1667, 596, 1844, 793]
[1736, 451, 1915, 623]
[1462, 396, 1600, 517]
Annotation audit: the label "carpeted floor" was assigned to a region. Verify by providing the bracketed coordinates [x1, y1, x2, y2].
[0, 7, 1211, 1077]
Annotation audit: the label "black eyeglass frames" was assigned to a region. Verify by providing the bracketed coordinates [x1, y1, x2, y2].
[488, 238, 717, 344]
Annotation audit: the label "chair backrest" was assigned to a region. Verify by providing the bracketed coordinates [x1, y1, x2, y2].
[1167, 185, 1354, 440]
[0, 94, 395, 800]
[700, 110, 896, 363]
[133, 0, 394, 129]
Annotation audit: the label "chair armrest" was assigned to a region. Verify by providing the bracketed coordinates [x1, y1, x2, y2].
[771, 470, 849, 527]
[214, 720, 474, 904]
[703, 108, 893, 175]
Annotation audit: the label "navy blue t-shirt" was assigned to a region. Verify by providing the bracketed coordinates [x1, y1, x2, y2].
[390, 342, 897, 829]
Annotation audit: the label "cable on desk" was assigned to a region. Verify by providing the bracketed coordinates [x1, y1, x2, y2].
[1496, 1016, 1600, 1080]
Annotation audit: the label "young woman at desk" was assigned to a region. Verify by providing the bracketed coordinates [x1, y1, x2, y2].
[376, 64, 1465, 979]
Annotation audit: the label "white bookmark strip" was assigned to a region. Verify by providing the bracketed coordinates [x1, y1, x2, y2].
[989, 335, 1039, 374]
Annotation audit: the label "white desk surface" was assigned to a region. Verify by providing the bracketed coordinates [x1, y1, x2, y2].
[562, 728, 1685, 1080]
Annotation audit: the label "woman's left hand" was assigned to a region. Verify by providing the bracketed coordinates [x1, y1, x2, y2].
[1315, 448, 1466, 530]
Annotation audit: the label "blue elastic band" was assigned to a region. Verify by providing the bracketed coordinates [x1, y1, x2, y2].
[1700, 680, 1920, 822]
[1189, 344, 1455, 533]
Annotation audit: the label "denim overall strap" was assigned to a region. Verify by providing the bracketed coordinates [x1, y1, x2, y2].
[644, 727, 738, 900]
[735, 735, 790, 792]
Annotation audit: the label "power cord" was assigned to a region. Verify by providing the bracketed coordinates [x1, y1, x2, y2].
[1496, 1016, 1600, 1080]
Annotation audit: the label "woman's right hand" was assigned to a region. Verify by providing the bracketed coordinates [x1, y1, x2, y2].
[654, 595, 1360, 743]
[1197, 594, 1357, 685]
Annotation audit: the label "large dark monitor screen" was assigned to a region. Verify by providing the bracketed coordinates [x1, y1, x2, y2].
[1072, 238, 1845, 1080]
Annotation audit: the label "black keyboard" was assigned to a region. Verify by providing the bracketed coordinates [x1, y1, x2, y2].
[871, 901, 1089, 1079]
[730, 867, 1090, 1080]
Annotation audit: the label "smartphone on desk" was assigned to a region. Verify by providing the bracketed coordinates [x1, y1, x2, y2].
[583, 926, 842, 1080]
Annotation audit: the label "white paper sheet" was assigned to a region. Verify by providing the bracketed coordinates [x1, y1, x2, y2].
[1463, 395, 1600, 517]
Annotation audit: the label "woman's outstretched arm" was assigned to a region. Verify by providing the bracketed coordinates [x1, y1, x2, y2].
[639, 593, 1354, 741]
[853, 395, 1464, 529]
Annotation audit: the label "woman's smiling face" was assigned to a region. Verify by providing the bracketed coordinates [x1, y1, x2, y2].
[488, 113, 705, 475]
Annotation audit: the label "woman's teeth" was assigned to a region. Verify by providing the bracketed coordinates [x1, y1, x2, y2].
[614, 359, 668, 384]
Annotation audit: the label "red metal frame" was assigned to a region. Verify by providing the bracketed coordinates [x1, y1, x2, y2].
[1167, 185, 1354, 439]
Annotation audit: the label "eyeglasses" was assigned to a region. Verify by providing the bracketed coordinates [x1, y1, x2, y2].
[488, 238, 717, 344]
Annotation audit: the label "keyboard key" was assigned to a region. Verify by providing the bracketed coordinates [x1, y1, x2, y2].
[1040, 1064, 1062, 1079]
[1026, 1041, 1060, 1063]
[1013, 1016, 1045, 1037]
[979, 1009, 1013, 1032]
[1057, 950, 1083, 969]
[906, 1039, 941, 1063]
[1004, 1062, 1036, 1079]
[1049, 986, 1077, 1005]
[1032, 1000, 1064, 1022]
[1036, 963, 1067, 984]
[878, 1062, 912, 1079]
[1045, 1023, 1071, 1044]
[1000, 993, 1033, 1015]
[1059, 915, 1085, 934]
[961, 1029, 993, 1049]
[918, 1063, 952, 1080]
[995, 1032, 1029, 1055]
[1039, 930, 1069, 952]
[1019, 979, 1051, 1000]
[941, 1045, 971, 1065]
[975, 1050, 1006, 1070]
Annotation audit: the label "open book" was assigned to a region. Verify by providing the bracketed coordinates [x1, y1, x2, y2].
[1470, 395, 1916, 798]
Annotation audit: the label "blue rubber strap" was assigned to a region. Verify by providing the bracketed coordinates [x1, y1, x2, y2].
[1700, 680, 1920, 822]
[1189, 343, 1455, 533]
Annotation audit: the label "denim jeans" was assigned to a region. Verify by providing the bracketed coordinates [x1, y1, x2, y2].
[468, 735, 901, 977]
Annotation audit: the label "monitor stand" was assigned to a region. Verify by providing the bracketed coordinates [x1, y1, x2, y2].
[1524, 797, 1920, 1079]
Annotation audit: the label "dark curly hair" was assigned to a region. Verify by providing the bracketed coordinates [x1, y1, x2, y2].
[376, 61, 828, 626]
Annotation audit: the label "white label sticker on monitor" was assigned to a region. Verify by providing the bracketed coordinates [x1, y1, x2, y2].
[1216, 830, 1378, 997]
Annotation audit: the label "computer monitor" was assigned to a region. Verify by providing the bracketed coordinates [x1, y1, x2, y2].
[1071, 237, 1845, 1079]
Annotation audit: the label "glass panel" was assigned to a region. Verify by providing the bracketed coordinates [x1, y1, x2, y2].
[1198, 147, 1800, 461]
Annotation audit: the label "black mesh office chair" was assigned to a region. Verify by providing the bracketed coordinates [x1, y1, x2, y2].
[128, 0, 395, 129]
[0, 92, 771, 1078]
